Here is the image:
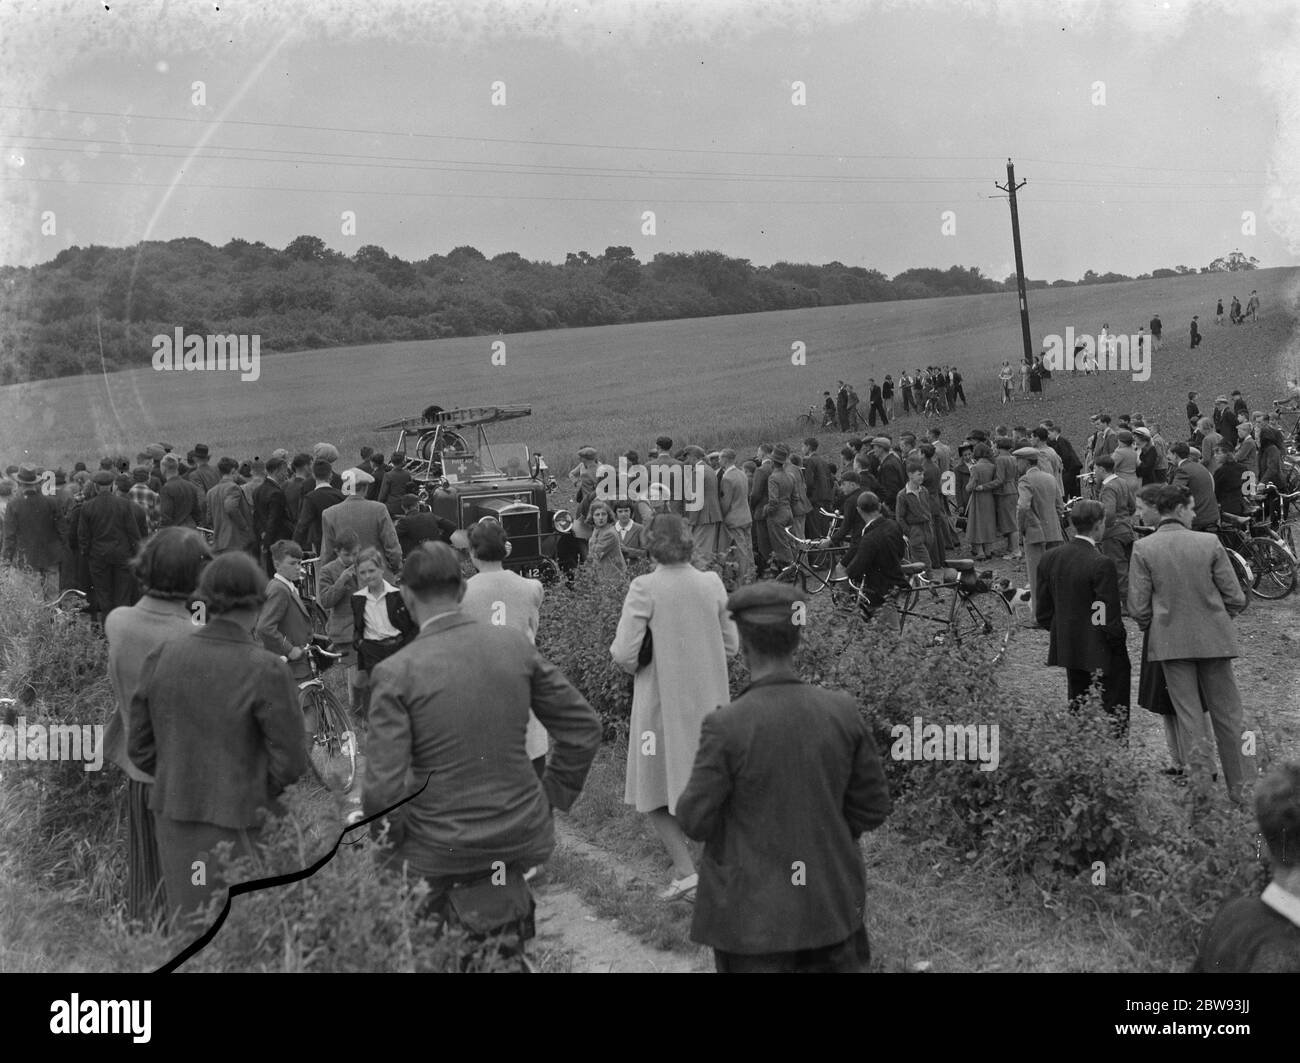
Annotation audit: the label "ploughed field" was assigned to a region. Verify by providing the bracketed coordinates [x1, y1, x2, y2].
[3, 266, 1298, 470]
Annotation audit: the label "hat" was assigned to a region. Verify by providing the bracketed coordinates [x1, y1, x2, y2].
[313, 442, 341, 464]
[92, 470, 114, 485]
[1012, 447, 1039, 460]
[399, 493, 420, 509]
[131, 466, 150, 482]
[16, 464, 39, 485]
[1215, 395, 1228, 404]
[871, 436, 892, 448]
[449, 528, 471, 551]
[347, 467, 375, 488]
[683, 445, 706, 461]
[1188, 447, 1202, 460]
[193, 443, 210, 459]
[145, 443, 166, 460]
[114, 474, 133, 492]
[726, 581, 807, 627]
[772, 443, 791, 463]
[1133, 427, 1151, 440]
[577, 446, 597, 459]
[270, 448, 290, 462]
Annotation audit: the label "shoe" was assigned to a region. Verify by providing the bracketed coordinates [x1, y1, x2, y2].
[658, 873, 698, 901]
[1161, 766, 1185, 777]
[1002, 553, 1023, 562]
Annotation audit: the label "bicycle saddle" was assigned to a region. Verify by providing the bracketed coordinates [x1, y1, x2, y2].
[900, 562, 927, 576]
[1220, 511, 1251, 525]
[946, 558, 977, 572]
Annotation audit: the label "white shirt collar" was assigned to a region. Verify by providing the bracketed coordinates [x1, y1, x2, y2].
[274, 573, 299, 592]
[1074, 534, 1097, 546]
[362, 579, 398, 601]
[1261, 882, 1300, 929]
[1103, 473, 1118, 484]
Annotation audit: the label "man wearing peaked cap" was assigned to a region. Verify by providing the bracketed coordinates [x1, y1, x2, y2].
[725, 580, 806, 624]
[677, 564, 891, 973]
[318, 466, 402, 573]
[1012, 446, 1039, 460]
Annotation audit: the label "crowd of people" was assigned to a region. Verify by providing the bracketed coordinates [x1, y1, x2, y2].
[819, 368, 968, 430]
[3, 363, 1299, 972]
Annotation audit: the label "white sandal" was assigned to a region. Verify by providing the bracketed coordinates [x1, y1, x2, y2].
[658, 873, 698, 901]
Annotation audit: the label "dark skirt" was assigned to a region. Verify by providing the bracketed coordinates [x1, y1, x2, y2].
[127, 779, 166, 926]
[153, 814, 263, 930]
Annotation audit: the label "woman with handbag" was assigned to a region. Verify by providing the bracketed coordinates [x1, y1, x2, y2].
[610, 514, 739, 901]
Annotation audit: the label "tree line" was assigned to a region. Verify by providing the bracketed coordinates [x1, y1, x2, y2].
[0, 237, 1259, 384]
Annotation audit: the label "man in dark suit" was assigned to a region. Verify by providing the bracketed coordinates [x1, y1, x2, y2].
[394, 495, 456, 559]
[749, 444, 776, 576]
[800, 437, 836, 539]
[676, 580, 891, 973]
[78, 470, 144, 616]
[866, 379, 888, 427]
[1212, 444, 1250, 518]
[282, 453, 313, 529]
[871, 438, 905, 518]
[157, 455, 201, 529]
[364, 543, 602, 942]
[294, 460, 346, 554]
[1169, 442, 1221, 530]
[377, 458, 414, 518]
[254, 456, 295, 576]
[1034, 500, 1130, 731]
[186, 443, 219, 496]
[843, 491, 909, 607]
[3, 464, 62, 599]
[1213, 397, 1239, 449]
[1047, 425, 1083, 498]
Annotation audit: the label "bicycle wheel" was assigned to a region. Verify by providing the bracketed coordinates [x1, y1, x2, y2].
[1224, 549, 1253, 609]
[1242, 538, 1296, 599]
[799, 549, 840, 594]
[950, 588, 1015, 664]
[306, 685, 357, 792]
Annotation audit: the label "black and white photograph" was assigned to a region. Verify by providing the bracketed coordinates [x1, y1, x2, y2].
[2, 0, 1299, 1023]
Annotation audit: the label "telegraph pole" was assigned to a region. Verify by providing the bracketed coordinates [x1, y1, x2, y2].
[995, 159, 1033, 368]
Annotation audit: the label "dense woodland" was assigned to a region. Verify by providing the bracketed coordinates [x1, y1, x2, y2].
[0, 238, 1259, 384]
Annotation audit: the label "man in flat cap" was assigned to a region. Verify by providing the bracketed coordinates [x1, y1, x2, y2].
[186, 443, 219, 496]
[3, 464, 62, 600]
[677, 581, 892, 973]
[319, 466, 402, 574]
[1014, 445, 1064, 621]
[871, 437, 905, 519]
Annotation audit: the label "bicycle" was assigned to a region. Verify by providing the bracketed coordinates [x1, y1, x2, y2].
[287, 637, 357, 793]
[296, 554, 331, 638]
[776, 510, 851, 593]
[1217, 502, 1297, 600]
[832, 557, 1016, 664]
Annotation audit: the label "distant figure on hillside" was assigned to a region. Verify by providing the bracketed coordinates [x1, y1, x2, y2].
[866, 379, 888, 427]
[845, 383, 862, 429]
[1246, 290, 1260, 321]
[998, 360, 1014, 403]
[1190, 315, 1202, 349]
[835, 381, 849, 432]
[822, 390, 836, 428]
[1230, 296, 1243, 325]
[1215, 298, 1225, 325]
[1149, 314, 1162, 352]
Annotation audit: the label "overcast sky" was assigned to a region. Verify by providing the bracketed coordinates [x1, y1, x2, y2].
[3, 0, 1299, 281]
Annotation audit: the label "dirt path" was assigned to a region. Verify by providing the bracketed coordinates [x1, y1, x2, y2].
[530, 822, 708, 973]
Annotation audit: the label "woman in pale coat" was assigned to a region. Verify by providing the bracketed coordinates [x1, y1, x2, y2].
[610, 513, 739, 900]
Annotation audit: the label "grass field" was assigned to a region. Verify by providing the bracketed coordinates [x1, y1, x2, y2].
[4, 267, 1298, 470]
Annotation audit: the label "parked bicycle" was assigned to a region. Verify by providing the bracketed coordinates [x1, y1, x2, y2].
[1217, 503, 1297, 600]
[296, 554, 331, 638]
[285, 636, 357, 793]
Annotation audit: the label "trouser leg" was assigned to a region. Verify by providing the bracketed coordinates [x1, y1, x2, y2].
[1196, 658, 1252, 799]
